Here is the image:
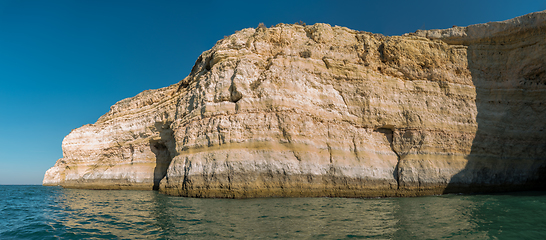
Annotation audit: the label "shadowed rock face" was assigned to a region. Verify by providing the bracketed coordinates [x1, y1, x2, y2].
[44, 11, 546, 198]
[418, 11, 546, 193]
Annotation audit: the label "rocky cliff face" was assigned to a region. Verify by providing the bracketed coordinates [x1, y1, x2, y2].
[44, 11, 546, 198]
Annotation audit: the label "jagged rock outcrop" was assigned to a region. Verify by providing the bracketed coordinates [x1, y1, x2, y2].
[44, 11, 546, 198]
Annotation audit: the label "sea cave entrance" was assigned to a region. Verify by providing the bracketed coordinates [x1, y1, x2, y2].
[150, 122, 176, 190]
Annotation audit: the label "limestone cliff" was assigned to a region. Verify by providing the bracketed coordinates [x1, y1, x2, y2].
[44, 11, 546, 198]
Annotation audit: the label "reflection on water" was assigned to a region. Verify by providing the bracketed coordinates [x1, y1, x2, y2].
[393, 195, 485, 239]
[55, 189, 403, 238]
[1, 186, 546, 239]
[46, 189, 490, 239]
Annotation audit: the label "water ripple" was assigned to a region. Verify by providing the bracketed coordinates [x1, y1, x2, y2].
[1, 186, 546, 239]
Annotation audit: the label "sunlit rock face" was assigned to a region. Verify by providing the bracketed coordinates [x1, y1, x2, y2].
[44, 10, 546, 198]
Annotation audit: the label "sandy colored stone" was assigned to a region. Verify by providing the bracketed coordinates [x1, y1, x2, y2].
[44, 11, 546, 198]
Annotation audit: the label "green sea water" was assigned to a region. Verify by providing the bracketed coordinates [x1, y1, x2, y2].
[1, 185, 545, 239]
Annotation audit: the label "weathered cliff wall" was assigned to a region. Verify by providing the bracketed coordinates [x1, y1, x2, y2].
[415, 11, 546, 192]
[44, 11, 546, 197]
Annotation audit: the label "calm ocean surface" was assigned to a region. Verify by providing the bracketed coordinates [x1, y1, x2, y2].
[1, 186, 545, 239]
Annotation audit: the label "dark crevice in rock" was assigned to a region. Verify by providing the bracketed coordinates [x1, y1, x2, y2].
[150, 121, 176, 190]
[190, 54, 213, 75]
[299, 49, 312, 58]
[177, 78, 191, 91]
[378, 43, 386, 63]
[326, 143, 333, 164]
[229, 84, 243, 103]
[229, 63, 243, 103]
[375, 127, 401, 189]
[182, 158, 192, 192]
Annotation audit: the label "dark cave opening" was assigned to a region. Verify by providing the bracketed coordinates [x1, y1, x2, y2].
[150, 122, 176, 191]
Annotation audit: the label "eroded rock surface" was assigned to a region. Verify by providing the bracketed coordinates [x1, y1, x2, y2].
[44, 11, 546, 197]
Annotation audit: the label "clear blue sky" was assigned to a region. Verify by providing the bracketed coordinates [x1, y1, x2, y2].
[0, 0, 544, 185]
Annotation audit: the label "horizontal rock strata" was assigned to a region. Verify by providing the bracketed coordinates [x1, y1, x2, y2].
[44, 11, 546, 198]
